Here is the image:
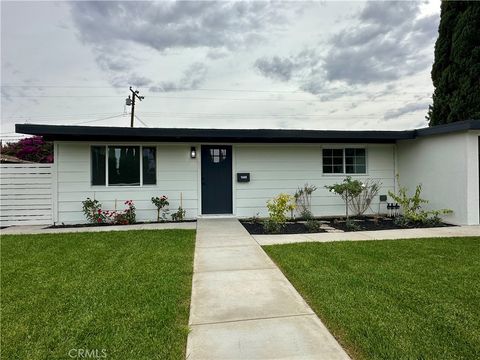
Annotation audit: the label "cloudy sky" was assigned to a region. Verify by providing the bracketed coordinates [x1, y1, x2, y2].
[1, 0, 441, 140]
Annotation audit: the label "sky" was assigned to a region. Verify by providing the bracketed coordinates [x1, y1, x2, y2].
[1, 0, 441, 140]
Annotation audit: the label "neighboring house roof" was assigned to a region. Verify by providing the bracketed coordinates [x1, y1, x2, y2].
[0, 154, 32, 163]
[15, 119, 480, 144]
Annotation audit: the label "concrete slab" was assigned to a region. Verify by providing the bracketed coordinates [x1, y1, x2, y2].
[189, 268, 313, 325]
[194, 245, 276, 273]
[254, 225, 479, 245]
[195, 235, 256, 248]
[0, 221, 196, 235]
[188, 218, 351, 359]
[187, 315, 350, 360]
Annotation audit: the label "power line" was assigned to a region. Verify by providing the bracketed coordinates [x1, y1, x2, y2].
[0, 84, 432, 95]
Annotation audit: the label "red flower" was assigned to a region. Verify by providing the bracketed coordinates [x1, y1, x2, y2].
[97, 218, 102, 223]
[97, 209, 102, 214]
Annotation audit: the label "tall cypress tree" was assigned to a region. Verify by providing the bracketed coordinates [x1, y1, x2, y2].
[427, 1, 480, 126]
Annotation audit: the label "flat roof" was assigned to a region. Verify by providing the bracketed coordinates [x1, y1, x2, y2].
[15, 119, 479, 144]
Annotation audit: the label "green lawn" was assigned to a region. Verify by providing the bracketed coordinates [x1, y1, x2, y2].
[1, 229, 195, 360]
[264, 237, 480, 360]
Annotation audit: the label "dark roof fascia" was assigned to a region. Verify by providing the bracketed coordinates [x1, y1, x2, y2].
[15, 124, 412, 143]
[414, 119, 480, 137]
[15, 119, 480, 144]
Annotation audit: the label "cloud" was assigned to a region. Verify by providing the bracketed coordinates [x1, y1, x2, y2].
[70, 1, 287, 52]
[254, 49, 320, 82]
[149, 62, 208, 92]
[383, 102, 430, 120]
[254, 1, 439, 95]
[324, 2, 438, 85]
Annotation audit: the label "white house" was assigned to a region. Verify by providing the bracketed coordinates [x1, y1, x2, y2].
[15, 120, 480, 225]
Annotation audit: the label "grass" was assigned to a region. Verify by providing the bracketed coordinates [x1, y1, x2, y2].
[1, 229, 195, 360]
[264, 237, 480, 360]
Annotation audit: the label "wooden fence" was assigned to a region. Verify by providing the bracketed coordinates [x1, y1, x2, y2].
[0, 163, 53, 226]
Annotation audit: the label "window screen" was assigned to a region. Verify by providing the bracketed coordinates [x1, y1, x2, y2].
[322, 148, 366, 174]
[345, 148, 366, 174]
[108, 146, 140, 186]
[91, 146, 106, 185]
[322, 148, 344, 174]
[142, 147, 156, 185]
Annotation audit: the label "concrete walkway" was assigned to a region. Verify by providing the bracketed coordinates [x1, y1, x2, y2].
[186, 219, 350, 360]
[0, 221, 196, 235]
[255, 225, 480, 246]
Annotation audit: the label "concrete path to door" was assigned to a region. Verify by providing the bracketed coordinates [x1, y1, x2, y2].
[186, 218, 350, 360]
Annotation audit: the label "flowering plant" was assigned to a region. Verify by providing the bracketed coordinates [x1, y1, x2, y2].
[1, 136, 53, 163]
[82, 198, 136, 225]
[151, 195, 169, 222]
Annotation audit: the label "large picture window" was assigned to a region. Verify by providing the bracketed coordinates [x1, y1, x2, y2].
[91, 145, 156, 186]
[322, 148, 366, 174]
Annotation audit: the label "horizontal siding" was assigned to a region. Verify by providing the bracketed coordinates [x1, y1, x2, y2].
[56, 143, 198, 224]
[234, 144, 395, 218]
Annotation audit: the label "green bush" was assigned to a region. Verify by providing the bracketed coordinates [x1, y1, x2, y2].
[305, 219, 321, 233]
[266, 193, 296, 225]
[263, 219, 283, 234]
[388, 180, 452, 224]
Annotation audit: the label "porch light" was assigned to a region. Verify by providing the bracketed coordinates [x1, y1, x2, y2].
[190, 146, 197, 159]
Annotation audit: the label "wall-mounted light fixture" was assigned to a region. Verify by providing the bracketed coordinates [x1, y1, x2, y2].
[190, 146, 197, 159]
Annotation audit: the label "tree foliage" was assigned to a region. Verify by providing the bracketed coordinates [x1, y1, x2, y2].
[1, 136, 53, 163]
[427, 2, 480, 126]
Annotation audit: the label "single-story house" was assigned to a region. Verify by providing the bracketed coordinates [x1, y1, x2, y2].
[15, 119, 480, 225]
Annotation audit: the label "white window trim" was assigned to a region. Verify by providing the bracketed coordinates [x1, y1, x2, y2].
[90, 145, 157, 187]
[321, 147, 368, 176]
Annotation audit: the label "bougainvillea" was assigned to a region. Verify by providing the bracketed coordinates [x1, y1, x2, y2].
[1, 136, 53, 163]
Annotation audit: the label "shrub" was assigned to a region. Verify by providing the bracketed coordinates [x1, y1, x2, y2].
[82, 198, 104, 224]
[345, 218, 362, 231]
[294, 183, 317, 217]
[349, 179, 381, 216]
[171, 207, 186, 222]
[122, 200, 136, 224]
[266, 193, 296, 225]
[305, 219, 321, 233]
[81, 198, 136, 225]
[151, 195, 169, 222]
[388, 180, 452, 224]
[263, 219, 283, 234]
[300, 208, 314, 221]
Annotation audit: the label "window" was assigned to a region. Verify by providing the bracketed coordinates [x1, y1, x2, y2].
[142, 147, 156, 185]
[91, 145, 156, 186]
[210, 148, 227, 163]
[91, 146, 106, 185]
[322, 148, 366, 174]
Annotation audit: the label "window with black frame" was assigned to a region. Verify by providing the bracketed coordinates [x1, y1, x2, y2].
[322, 148, 366, 174]
[90, 145, 156, 186]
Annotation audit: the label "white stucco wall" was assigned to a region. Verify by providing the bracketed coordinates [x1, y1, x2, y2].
[54, 142, 198, 224]
[54, 142, 397, 224]
[397, 131, 480, 225]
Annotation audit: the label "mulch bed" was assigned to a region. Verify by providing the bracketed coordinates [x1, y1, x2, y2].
[47, 220, 196, 229]
[329, 216, 453, 232]
[241, 216, 453, 235]
[240, 220, 327, 235]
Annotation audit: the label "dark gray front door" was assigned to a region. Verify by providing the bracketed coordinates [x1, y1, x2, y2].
[201, 145, 233, 214]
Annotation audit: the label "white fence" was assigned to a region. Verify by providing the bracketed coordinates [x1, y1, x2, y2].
[0, 163, 53, 226]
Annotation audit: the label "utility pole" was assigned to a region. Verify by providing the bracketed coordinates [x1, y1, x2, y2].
[126, 87, 144, 127]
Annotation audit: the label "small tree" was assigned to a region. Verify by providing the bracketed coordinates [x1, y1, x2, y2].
[325, 177, 364, 219]
[151, 196, 169, 222]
